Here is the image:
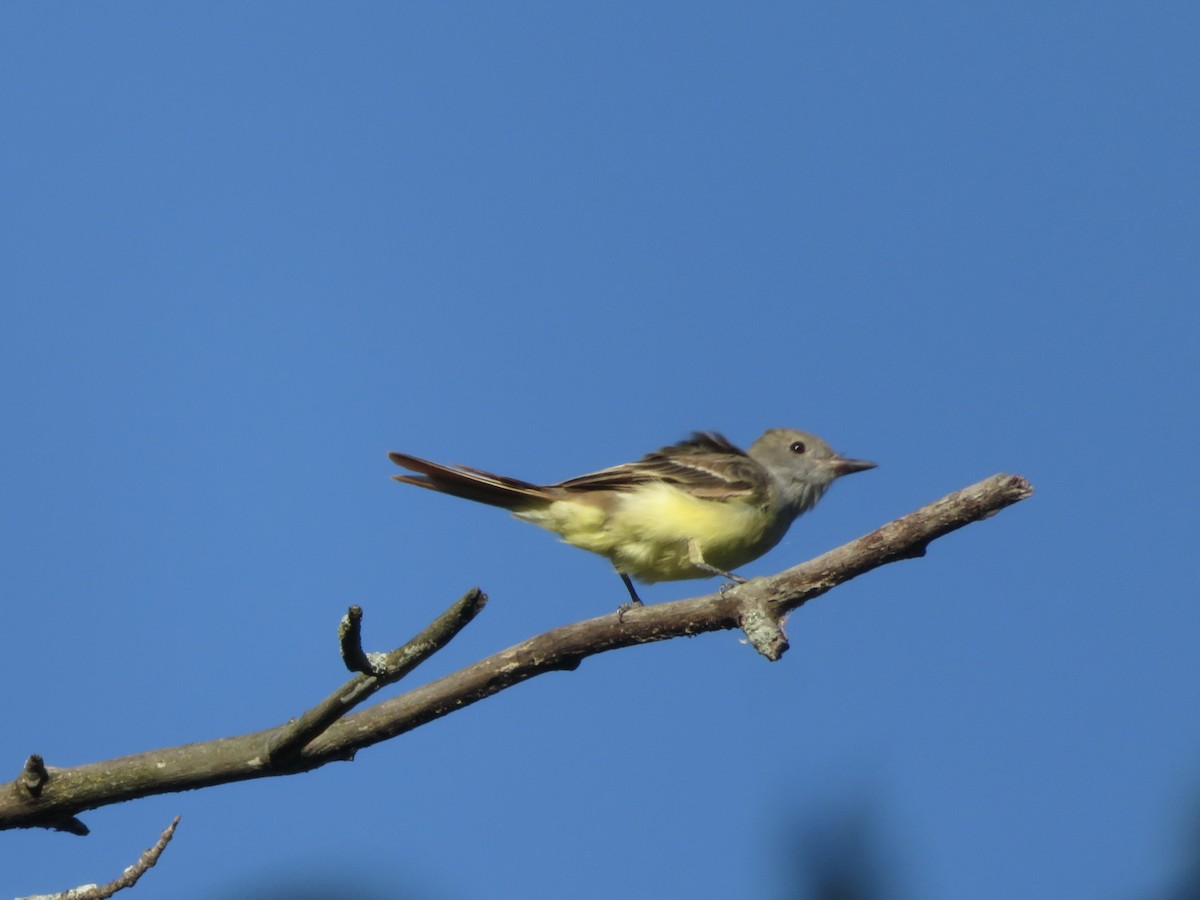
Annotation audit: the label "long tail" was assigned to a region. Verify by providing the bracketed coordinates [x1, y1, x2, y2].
[388, 451, 551, 510]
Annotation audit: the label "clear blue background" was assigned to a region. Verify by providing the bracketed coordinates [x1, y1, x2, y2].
[2, 4, 1197, 898]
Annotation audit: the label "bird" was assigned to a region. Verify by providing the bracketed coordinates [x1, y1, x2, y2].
[388, 429, 875, 607]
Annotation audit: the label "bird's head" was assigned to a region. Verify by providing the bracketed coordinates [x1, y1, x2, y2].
[748, 428, 876, 515]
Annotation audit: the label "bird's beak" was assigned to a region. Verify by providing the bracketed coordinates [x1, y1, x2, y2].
[829, 456, 877, 476]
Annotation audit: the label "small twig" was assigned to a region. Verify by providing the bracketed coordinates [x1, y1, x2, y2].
[13, 756, 88, 835]
[48, 816, 90, 837]
[339, 605, 385, 675]
[17, 816, 180, 900]
[267, 588, 488, 765]
[18, 755, 49, 797]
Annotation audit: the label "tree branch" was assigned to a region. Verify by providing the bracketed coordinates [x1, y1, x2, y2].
[16, 816, 180, 899]
[267, 588, 486, 765]
[0, 473, 1031, 833]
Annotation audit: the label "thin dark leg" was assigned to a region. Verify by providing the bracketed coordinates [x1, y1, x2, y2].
[617, 573, 643, 621]
[619, 573, 644, 606]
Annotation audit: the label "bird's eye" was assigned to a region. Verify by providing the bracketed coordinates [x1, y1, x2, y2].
[790, 441, 806, 454]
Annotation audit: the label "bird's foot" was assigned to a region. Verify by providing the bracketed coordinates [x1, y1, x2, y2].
[617, 598, 643, 622]
[718, 572, 747, 596]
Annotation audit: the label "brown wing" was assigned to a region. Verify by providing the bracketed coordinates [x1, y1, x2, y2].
[553, 432, 769, 499]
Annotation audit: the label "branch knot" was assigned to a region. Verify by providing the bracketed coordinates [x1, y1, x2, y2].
[739, 605, 789, 661]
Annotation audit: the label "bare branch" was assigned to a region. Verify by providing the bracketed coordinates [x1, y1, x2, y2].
[16, 816, 180, 900]
[0, 474, 1031, 833]
[338, 605, 381, 675]
[268, 588, 487, 765]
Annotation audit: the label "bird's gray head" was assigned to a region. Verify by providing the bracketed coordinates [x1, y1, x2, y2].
[748, 428, 876, 517]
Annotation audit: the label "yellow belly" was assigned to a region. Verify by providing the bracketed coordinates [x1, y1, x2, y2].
[515, 482, 778, 582]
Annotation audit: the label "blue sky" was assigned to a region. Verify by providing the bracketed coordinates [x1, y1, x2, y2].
[2, 4, 1197, 898]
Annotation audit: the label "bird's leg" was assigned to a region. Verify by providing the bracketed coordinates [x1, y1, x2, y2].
[619, 573, 644, 604]
[687, 539, 746, 585]
[617, 572, 643, 621]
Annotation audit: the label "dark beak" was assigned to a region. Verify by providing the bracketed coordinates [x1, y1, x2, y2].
[829, 456, 877, 476]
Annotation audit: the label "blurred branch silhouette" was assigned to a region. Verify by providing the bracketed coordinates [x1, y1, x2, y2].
[1, 474, 1032, 836]
[784, 801, 902, 900]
